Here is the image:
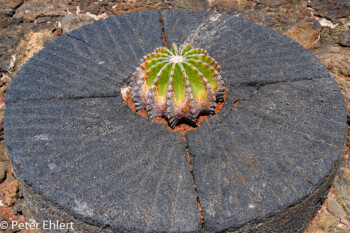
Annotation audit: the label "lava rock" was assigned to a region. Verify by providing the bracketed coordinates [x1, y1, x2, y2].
[320, 25, 350, 47]
[161, 10, 328, 86]
[172, 0, 210, 11]
[282, 19, 322, 49]
[307, 0, 350, 23]
[327, 197, 347, 219]
[12, 198, 26, 215]
[3, 10, 348, 233]
[58, 13, 94, 34]
[4, 96, 201, 232]
[6, 11, 164, 102]
[333, 159, 350, 215]
[0, 163, 7, 182]
[13, 0, 68, 22]
[0, 54, 16, 72]
[12, 198, 33, 219]
[186, 76, 346, 232]
[0, 0, 23, 20]
[210, 0, 253, 14]
[4, 180, 19, 207]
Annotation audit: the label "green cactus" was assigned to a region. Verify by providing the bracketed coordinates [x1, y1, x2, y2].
[130, 44, 225, 128]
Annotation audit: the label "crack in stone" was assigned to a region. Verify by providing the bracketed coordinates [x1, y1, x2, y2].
[183, 135, 205, 228]
[216, 86, 260, 123]
[225, 73, 329, 119]
[158, 10, 205, 228]
[158, 11, 168, 48]
[230, 75, 328, 88]
[6, 10, 342, 232]
[7, 94, 122, 104]
[66, 34, 93, 48]
[158, 11, 206, 228]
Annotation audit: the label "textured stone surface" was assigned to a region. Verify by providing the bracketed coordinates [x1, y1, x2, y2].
[6, 11, 164, 102]
[0, 0, 23, 20]
[187, 77, 347, 232]
[5, 96, 201, 232]
[161, 10, 328, 86]
[307, 0, 350, 23]
[3, 9, 348, 233]
[327, 197, 347, 219]
[13, 0, 68, 22]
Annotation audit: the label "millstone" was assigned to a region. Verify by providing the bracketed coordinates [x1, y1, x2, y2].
[4, 10, 347, 233]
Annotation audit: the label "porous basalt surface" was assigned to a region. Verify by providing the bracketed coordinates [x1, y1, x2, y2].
[3, 10, 348, 233]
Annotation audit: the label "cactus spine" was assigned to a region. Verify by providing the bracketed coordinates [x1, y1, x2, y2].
[130, 44, 225, 128]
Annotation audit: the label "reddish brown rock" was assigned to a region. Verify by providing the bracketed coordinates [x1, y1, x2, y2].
[0, 0, 23, 20]
[282, 19, 322, 49]
[210, 0, 253, 14]
[307, 0, 350, 24]
[13, 0, 69, 22]
[4, 180, 19, 207]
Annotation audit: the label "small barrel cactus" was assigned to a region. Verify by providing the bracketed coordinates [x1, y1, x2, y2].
[130, 44, 225, 128]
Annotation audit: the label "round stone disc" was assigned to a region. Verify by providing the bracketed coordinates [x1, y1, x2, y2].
[4, 10, 347, 233]
[162, 10, 347, 232]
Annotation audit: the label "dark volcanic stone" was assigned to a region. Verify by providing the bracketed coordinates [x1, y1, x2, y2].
[3, 10, 347, 233]
[4, 96, 201, 232]
[161, 10, 329, 86]
[186, 77, 347, 232]
[6, 11, 164, 102]
[307, 0, 350, 23]
[0, 0, 23, 20]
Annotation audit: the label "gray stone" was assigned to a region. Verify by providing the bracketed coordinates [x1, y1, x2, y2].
[0, 0, 23, 20]
[0, 163, 6, 182]
[161, 10, 329, 87]
[4, 96, 201, 232]
[307, 0, 350, 23]
[13, 199, 33, 219]
[339, 30, 350, 47]
[340, 217, 349, 225]
[12, 198, 26, 215]
[58, 14, 94, 34]
[3, 10, 348, 233]
[6, 11, 164, 102]
[0, 53, 16, 72]
[186, 77, 347, 232]
[327, 197, 347, 219]
[0, 154, 9, 183]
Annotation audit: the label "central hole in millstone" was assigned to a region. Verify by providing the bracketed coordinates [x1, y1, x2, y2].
[122, 44, 227, 134]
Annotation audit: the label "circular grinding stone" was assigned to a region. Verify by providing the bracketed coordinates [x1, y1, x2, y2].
[4, 10, 347, 233]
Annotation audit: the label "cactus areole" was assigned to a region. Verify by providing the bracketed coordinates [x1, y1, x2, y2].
[130, 44, 225, 128]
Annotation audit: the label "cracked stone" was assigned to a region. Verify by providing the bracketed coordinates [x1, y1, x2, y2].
[307, 0, 350, 23]
[3, 9, 348, 233]
[58, 13, 94, 34]
[13, 0, 69, 22]
[0, 0, 23, 20]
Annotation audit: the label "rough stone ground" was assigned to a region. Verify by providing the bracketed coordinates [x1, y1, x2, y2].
[0, 0, 349, 232]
